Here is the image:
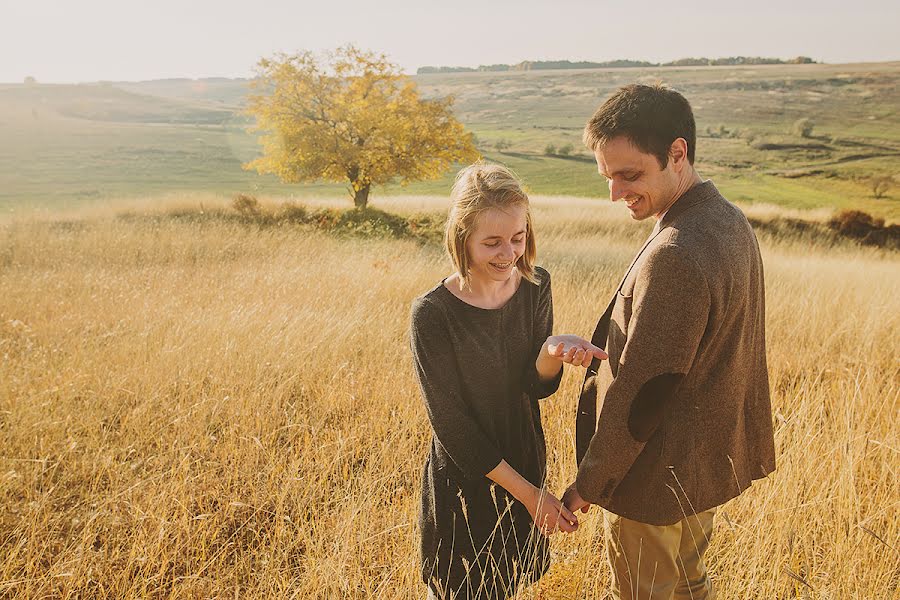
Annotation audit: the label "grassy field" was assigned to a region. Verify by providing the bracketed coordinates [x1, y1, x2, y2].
[1, 62, 898, 219]
[1, 196, 897, 598]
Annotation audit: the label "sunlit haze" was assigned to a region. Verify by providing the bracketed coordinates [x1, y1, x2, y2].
[2, 0, 898, 83]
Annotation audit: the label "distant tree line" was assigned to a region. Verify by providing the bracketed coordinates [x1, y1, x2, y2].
[418, 56, 815, 74]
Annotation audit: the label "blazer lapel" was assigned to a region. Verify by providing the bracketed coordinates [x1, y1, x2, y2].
[575, 224, 669, 464]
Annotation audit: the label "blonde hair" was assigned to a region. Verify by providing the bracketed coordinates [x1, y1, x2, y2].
[444, 163, 539, 290]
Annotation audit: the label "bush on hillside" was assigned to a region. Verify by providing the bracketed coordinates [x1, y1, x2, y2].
[828, 209, 900, 249]
[792, 118, 815, 138]
[223, 199, 443, 242]
[871, 176, 892, 199]
[232, 193, 261, 217]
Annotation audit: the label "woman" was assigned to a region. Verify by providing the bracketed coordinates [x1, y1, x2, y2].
[410, 163, 606, 599]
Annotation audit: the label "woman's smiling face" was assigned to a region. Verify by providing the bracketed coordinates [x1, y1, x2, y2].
[464, 205, 528, 284]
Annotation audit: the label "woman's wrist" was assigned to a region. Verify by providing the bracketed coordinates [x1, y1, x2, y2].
[486, 461, 540, 508]
[514, 482, 541, 511]
[535, 345, 563, 381]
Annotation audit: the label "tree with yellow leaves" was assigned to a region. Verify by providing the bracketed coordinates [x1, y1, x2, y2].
[244, 46, 480, 209]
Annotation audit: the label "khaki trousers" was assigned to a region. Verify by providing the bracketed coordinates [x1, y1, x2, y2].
[603, 509, 716, 600]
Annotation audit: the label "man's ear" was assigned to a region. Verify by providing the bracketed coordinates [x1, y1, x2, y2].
[668, 138, 689, 172]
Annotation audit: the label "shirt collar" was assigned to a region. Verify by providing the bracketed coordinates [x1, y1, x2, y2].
[657, 180, 718, 230]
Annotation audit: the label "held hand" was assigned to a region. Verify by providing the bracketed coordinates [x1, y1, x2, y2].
[562, 482, 591, 514]
[526, 487, 580, 536]
[545, 335, 608, 368]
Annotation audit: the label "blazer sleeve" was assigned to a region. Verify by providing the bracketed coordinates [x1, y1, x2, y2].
[576, 243, 710, 502]
[410, 297, 504, 481]
[526, 267, 563, 399]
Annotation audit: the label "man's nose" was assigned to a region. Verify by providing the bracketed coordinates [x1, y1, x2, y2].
[609, 180, 628, 202]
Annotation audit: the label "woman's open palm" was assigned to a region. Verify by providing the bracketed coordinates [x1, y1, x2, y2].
[545, 335, 608, 368]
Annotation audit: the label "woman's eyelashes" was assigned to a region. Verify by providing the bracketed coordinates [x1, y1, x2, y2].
[484, 237, 524, 248]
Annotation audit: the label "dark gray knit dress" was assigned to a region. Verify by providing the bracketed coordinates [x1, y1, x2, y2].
[410, 266, 562, 599]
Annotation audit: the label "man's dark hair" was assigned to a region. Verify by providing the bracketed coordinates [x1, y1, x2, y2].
[583, 84, 696, 168]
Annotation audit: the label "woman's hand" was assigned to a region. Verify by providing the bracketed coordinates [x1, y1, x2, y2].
[545, 334, 608, 368]
[485, 461, 578, 536]
[525, 487, 580, 536]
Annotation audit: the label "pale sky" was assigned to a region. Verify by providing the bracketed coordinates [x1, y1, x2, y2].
[1, 0, 897, 83]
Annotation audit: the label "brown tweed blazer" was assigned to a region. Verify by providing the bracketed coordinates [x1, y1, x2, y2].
[575, 180, 776, 525]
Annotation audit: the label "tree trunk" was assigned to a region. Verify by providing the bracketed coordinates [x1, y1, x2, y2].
[353, 183, 370, 209]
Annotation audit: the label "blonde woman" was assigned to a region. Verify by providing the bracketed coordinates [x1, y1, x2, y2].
[410, 163, 606, 599]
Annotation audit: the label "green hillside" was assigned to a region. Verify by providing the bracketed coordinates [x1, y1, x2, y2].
[1, 62, 898, 219]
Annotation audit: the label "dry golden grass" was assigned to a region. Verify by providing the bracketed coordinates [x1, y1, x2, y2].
[0, 195, 897, 598]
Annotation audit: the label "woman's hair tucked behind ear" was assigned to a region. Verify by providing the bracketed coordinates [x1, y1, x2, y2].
[445, 162, 538, 290]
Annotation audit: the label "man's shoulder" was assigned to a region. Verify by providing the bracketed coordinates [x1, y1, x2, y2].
[639, 239, 706, 286]
[677, 186, 744, 227]
[665, 191, 754, 251]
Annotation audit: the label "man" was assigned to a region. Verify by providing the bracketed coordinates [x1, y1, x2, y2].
[562, 84, 776, 600]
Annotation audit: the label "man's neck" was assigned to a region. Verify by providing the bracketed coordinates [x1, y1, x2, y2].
[656, 169, 703, 221]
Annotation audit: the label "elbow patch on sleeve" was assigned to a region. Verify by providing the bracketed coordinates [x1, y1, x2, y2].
[627, 373, 683, 442]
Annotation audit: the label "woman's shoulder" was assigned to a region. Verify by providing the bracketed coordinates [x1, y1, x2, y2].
[525, 265, 552, 292]
[410, 280, 452, 326]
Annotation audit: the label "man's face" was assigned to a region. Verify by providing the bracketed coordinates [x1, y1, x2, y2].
[593, 136, 680, 221]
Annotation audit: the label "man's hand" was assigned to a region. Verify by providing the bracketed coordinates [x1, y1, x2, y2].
[562, 482, 591, 514]
[545, 335, 608, 368]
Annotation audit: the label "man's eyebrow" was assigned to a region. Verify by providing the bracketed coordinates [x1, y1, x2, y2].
[600, 168, 641, 178]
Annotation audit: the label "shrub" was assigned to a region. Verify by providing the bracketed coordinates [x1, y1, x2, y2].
[704, 124, 730, 138]
[232, 193, 261, 217]
[557, 143, 574, 157]
[544, 144, 557, 156]
[276, 202, 308, 223]
[827, 209, 900, 249]
[792, 118, 814, 138]
[871, 176, 892, 199]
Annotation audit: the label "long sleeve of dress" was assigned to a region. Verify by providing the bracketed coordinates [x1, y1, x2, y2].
[410, 297, 504, 481]
[526, 268, 563, 399]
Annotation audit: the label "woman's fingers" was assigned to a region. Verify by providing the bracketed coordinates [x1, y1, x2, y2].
[535, 494, 581, 535]
[560, 503, 579, 527]
[580, 351, 593, 368]
[539, 514, 556, 536]
[548, 342, 565, 357]
[548, 337, 609, 367]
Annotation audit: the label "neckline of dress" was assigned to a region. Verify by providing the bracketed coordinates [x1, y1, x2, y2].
[440, 273, 524, 312]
